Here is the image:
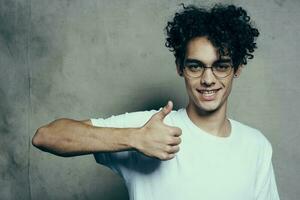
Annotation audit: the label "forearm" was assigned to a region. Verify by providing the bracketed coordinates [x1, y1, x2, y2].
[32, 118, 139, 157]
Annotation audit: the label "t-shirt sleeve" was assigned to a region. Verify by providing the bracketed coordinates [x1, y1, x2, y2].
[90, 109, 158, 176]
[254, 139, 280, 200]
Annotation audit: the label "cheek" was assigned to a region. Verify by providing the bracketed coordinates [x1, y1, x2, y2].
[222, 80, 234, 96]
[184, 79, 196, 92]
[183, 79, 194, 100]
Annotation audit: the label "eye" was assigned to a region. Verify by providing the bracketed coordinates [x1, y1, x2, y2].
[214, 64, 231, 71]
[187, 65, 203, 72]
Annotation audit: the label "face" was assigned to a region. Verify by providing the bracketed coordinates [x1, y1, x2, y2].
[177, 37, 241, 114]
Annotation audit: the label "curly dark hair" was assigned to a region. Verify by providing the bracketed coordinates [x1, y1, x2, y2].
[165, 4, 259, 73]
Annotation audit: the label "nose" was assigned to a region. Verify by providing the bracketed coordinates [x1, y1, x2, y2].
[201, 67, 216, 86]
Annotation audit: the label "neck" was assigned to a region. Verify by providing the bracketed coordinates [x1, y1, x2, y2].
[186, 102, 231, 137]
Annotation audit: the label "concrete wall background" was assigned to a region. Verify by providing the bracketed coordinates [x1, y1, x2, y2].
[0, 0, 299, 199]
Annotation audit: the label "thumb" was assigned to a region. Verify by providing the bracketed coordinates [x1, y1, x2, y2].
[155, 100, 173, 120]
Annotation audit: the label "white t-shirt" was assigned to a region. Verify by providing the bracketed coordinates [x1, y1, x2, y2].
[91, 108, 280, 200]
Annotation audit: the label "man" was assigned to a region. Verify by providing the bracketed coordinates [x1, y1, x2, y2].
[32, 4, 280, 200]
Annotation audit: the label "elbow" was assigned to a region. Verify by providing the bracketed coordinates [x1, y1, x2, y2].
[32, 126, 48, 148]
[32, 123, 69, 157]
[31, 119, 78, 157]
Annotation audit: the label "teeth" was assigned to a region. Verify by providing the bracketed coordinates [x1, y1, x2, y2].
[203, 91, 215, 94]
[199, 90, 218, 94]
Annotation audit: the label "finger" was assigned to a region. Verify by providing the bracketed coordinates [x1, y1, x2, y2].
[169, 127, 182, 136]
[167, 136, 181, 145]
[162, 153, 175, 160]
[166, 153, 176, 160]
[169, 145, 180, 153]
[164, 145, 180, 153]
[153, 100, 173, 121]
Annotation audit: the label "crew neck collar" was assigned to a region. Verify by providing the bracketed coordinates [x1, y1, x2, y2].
[180, 108, 236, 143]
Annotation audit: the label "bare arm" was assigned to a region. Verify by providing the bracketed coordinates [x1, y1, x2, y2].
[32, 118, 138, 157]
[32, 101, 182, 160]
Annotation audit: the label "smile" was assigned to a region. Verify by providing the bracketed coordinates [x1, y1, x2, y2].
[197, 89, 220, 94]
[196, 88, 221, 100]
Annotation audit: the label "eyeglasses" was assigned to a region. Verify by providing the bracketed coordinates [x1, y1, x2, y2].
[183, 59, 233, 78]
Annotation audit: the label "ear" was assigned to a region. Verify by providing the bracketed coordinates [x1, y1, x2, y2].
[233, 65, 243, 78]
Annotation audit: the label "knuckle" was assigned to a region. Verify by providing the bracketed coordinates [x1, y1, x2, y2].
[169, 137, 176, 144]
[170, 137, 176, 143]
[167, 137, 175, 144]
[170, 127, 182, 135]
[165, 145, 172, 153]
[165, 135, 172, 143]
[167, 137, 181, 145]
[172, 137, 181, 145]
[168, 128, 175, 135]
[174, 137, 181, 144]
[177, 128, 182, 135]
[170, 146, 177, 153]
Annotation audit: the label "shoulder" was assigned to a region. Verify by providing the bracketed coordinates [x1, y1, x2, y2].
[231, 119, 272, 152]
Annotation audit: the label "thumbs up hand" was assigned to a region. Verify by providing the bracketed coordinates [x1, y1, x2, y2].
[133, 101, 182, 160]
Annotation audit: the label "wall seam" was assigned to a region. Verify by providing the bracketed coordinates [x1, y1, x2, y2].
[26, 0, 32, 199]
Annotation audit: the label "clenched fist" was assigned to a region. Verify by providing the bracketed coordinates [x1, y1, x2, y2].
[133, 101, 182, 160]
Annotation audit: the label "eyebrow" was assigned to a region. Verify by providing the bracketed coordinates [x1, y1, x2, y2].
[184, 58, 232, 65]
[184, 59, 204, 65]
[215, 58, 232, 64]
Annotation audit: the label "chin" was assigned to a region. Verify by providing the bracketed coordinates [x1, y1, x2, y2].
[198, 105, 219, 114]
[191, 100, 220, 115]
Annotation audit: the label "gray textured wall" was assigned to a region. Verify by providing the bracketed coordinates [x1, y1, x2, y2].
[0, 0, 299, 199]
